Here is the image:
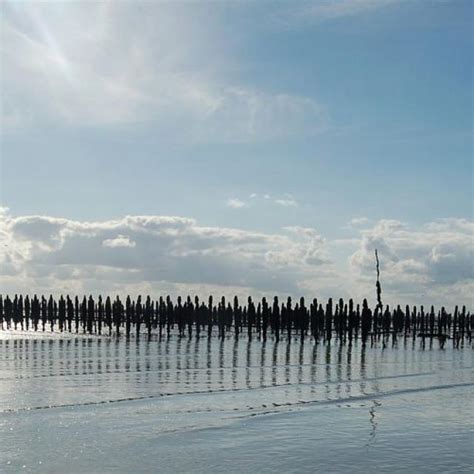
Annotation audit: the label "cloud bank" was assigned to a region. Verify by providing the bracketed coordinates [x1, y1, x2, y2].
[0, 207, 330, 298]
[0, 208, 472, 308]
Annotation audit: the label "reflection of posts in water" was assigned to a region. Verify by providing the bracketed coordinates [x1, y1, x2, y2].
[336, 342, 343, 399]
[298, 342, 304, 389]
[206, 338, 212, 389]
[310, 343, 317, 395]
[359, 341, 367, 396]
[260, 340, 266, 389]
[272, 340, 278, 386]
[219, 338, 225, 388]
[232, 336, 239, 390]
[324, 341, 331, 400]
[284, 341, 291, 384]
[246, 339, 252, 389]
[346, 340, 353, 398]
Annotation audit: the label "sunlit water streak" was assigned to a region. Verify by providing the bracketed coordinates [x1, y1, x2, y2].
[0, 332, 472, 473]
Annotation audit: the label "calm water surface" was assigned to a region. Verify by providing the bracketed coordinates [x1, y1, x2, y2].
[0, 332, 472, 473]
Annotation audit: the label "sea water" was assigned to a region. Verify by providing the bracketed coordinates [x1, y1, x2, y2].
[0, 332, 472, 473]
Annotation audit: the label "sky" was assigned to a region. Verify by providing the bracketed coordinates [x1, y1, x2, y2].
[0, 0, 472, 307]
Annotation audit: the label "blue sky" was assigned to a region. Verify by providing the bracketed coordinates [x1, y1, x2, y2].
[0, 0, 472, 305]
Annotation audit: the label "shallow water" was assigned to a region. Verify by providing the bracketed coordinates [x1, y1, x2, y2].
[0, 332, 472, 473]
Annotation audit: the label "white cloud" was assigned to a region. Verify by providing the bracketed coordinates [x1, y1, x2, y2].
[284, 226, 321, 238]
[279, 227, 329, 266]
[0, 209, 472, 307]
[0, 209, 332, 297]
[350, 217, 370, 227]
[103, 235, 136, 248]
[226, 198, 247, 209]
[1, 2, 326, 142]
[229, 194, 299, 209]
[274, 198, 298, 207]
[349, 218, 474, 305]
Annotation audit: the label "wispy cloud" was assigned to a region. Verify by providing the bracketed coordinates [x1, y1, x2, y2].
[226, 198, 247, 209]
[273, 0, 398, 27]
[304, 0, 397, 21]
[247, 193, 298, 207]
[1, 2, 326, 142]
[274, 198, 298, 208]
[349, 217, 371, 228]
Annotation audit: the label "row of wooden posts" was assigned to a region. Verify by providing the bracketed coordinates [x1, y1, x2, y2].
[0, 294, 471, 344]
